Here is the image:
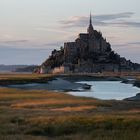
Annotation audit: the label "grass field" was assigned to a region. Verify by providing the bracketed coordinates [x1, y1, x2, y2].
[0, 73, 55, 86]
[0, 73, 140, 140]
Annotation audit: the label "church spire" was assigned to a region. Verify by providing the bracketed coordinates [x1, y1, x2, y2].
[90, 12, 92, 25]
[87, 12, 94, 35]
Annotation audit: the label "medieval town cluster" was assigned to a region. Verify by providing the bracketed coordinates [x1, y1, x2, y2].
[37, 14, 140, 74]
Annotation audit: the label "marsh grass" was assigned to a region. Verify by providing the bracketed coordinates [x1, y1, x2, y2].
[0, 74, 140, 140]
[0, 74, 55, 86]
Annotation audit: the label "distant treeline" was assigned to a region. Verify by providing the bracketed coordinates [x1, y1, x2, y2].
[0, 65, 38, 73]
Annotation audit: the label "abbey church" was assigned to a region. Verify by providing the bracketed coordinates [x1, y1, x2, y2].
[64, 14, 109, 63]
[37, 14, 140, 74]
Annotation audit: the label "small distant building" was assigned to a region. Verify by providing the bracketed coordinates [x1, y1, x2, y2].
[40, 65, 51, 74]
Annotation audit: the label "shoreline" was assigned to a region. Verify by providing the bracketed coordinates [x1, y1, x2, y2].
[0, 73, 140, 101]
[5, 78, 91, 92]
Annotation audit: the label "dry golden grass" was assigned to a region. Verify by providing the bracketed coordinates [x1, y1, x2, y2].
[0, 73, 51, 80]
[0, 72, 140, 81]
[0, 87, 140, 139]
[50, 105, 97, 112]
[11, 100, 93, 108]
[0, 73, 140, 139]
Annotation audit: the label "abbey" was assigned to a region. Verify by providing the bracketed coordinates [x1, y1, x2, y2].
[64, 14, 110, 62]
[64, 14, 111, 65]
[37, 14, 140, 74]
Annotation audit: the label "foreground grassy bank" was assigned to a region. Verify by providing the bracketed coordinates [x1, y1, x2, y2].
[0, 86, 140, 140]
[0, 74, 55, 85]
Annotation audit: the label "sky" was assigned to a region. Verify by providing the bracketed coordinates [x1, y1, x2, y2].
[0, 0, 140, 65]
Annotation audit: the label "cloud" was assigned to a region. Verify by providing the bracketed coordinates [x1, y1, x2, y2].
[44, 42, 63, 47]
[35, 27, 70, 34]
[112, 21, 140, 28]
[112, 41, 140, 52]
[95, 12, 133, 21]
[2, 40, 29, 45]
[127, 41, 140, 45]
[60, 12, 140, 28]
[0, 45, 52, 65]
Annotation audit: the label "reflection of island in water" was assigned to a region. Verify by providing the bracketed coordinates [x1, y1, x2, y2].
[36, 13, 140, 74]
[6, 78, 140, 100]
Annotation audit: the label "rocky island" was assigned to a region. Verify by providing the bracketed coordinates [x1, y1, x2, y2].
[36, 14, 140, 74]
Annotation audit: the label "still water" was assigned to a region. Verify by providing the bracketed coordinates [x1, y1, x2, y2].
[69, 81, 140, 100]
[5, 78, 140, 100]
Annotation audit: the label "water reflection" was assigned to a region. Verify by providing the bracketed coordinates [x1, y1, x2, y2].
[69, 81, 140, 100]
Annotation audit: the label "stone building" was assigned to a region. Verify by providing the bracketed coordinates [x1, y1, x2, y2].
[63, 13, 113, 72]
[64, 13, 111, 62]
[39, 13, 140, 74]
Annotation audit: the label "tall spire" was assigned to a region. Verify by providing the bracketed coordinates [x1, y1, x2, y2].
[90, 12, 92, 25]
[87, 12, 94, 35]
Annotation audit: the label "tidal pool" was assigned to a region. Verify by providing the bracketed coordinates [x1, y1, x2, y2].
[69, 81, 140, 100]
[5, 78, 140, 100]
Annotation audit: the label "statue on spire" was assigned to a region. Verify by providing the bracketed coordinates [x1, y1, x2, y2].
[87, 12, 94, 35]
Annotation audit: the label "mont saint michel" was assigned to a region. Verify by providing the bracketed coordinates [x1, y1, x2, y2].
[37, 14, 140, 74]
[1, 0, 140, 139]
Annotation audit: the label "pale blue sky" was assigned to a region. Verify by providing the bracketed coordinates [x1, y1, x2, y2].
[0, 0, 140, 64]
